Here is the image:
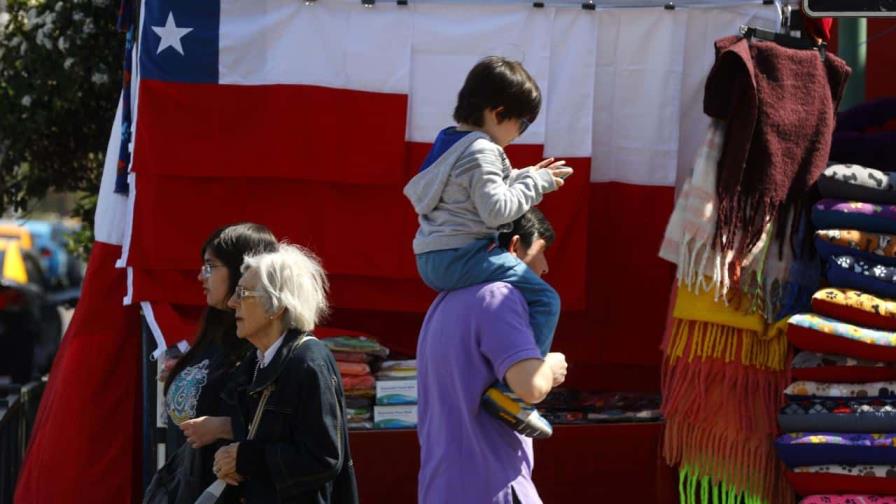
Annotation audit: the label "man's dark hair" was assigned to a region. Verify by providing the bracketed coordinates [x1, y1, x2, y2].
[498, 208, 555, 251]
[453, 56, 541, 128]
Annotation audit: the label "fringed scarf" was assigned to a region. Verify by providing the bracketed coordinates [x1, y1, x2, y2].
[660, 121, 796, 319]
[661, 287, 793, 504]
[660, 120, 731, 297]
[704, 35, 850, 267]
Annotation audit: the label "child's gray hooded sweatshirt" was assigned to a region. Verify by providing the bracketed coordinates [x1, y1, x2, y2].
[403, 131, 557, 255]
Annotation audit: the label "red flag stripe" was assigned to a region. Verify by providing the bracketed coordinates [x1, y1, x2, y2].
[132, 80, 409, 185]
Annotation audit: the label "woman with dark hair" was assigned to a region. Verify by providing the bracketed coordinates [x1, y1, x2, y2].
[147, 223, 278, 504]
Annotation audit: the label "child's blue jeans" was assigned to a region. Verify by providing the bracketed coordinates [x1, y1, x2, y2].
[416, 238, 560, 356]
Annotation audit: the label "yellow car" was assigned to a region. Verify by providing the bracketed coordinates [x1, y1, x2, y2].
[0, 239, 28, 286]
[0, 223, 33, 250]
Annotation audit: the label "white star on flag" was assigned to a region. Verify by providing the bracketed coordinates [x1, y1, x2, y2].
[151, 12, 193, 56]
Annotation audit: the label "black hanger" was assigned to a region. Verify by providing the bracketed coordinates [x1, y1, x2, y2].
[739, 25, 827, 61]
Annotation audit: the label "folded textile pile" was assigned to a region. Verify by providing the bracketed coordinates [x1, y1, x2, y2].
[322, 335, 389, 430]
[780, 164, 896, 503]
[373, 360, 418, 429]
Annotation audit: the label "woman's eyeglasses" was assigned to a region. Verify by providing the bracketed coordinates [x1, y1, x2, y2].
[233, 285, 263, 301]
[200, 263, 223, 278]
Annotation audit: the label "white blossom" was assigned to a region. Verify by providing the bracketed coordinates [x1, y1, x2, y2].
[57, 36, 68, 52]
[21, 95, 32, 107]
[36, 27, 53, 50]
[92, 0, 109, 6]
[91, 72, 108, 85]
[82, 18, 94, 34]
[63, 57, 75, 70]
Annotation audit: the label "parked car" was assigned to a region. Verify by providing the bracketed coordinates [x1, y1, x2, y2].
[0, 222, 33, 249]
[20, 219, 83, 288]
[0, 239, 64, 384]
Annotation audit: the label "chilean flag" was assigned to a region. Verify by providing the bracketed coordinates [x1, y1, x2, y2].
[17, 0, 779, 501]
[125, 0, 779, 367]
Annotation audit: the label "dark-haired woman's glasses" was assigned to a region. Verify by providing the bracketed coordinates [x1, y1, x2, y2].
[518, 118, 531, 135]
[200, 263, 223, 278]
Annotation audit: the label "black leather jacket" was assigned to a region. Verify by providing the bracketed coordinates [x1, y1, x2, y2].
[223, 330, 358, 504]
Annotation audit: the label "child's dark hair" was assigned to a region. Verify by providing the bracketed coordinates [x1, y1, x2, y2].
[453, 56, 541, 127]
[163, 223, 278, 394]
[498, 208, 555, 251]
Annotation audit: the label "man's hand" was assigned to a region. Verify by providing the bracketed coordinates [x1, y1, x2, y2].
[180, 416, 232, 448]
[213, 443, 243, 486]
[544, 352, 568, 387]
[505, 353, 568, 404]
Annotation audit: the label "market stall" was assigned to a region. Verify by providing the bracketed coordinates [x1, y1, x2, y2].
[15, 0, 862, 501]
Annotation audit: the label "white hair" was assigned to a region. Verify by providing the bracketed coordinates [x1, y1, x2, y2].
[241, 243, 329, 331]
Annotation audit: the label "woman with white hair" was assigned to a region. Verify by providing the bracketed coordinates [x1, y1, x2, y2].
[212, 244, 358, 504]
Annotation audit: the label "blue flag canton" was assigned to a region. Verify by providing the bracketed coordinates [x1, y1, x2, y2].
[140, 0, 219, 83]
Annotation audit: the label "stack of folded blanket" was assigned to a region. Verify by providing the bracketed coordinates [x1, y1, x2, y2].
[321, 335, 389, 430]
[780, 164, 896, 501]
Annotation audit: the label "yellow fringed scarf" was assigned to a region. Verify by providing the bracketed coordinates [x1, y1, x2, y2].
[667, 286, 789, 370]
[661, 284, 794, 503]
[667, 319, 789, 371]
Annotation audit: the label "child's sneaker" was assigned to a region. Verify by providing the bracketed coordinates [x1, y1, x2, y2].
[481, 382, 553, 439]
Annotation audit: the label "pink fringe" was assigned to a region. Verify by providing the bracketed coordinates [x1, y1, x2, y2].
[660, 317, 792, 503]
[662, 356, 787, 436]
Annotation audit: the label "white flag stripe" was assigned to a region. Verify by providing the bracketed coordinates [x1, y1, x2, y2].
[590, 3, 779, 185]
[141, 301, 170, 360]
[219, 0, 412, 93]
[543, 9, 598, 158]
[116, 172, 137, 274]
[94, 95, 129, 246]
[591, 7, 688, 186]
[407, 3, 554, 144]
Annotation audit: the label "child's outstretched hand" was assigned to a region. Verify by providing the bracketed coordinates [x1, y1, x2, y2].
[534, 157, 573, 187]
